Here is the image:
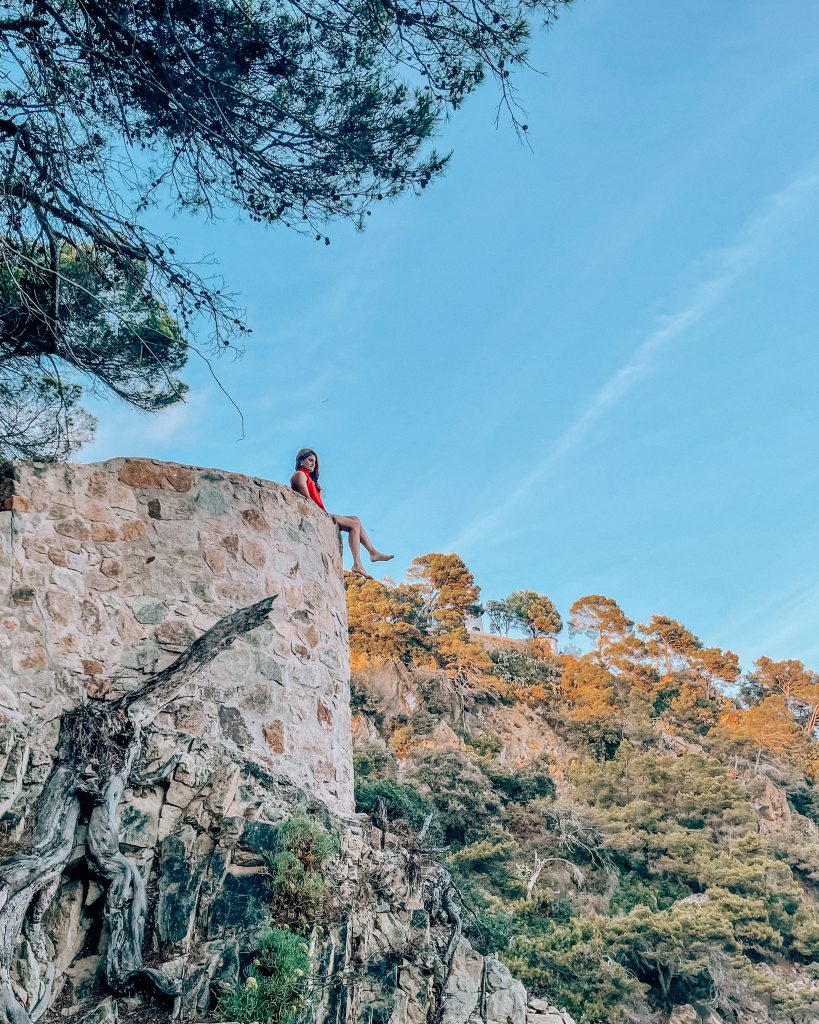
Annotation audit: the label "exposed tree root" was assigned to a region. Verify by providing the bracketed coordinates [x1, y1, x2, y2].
[0, 595, 277, 1024]
[426, 868, 463, 1024]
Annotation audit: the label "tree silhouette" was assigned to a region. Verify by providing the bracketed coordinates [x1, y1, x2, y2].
[0, 0, 573, 456]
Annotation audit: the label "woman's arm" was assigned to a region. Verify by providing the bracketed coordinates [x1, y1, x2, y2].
[290, 470, 311, 499]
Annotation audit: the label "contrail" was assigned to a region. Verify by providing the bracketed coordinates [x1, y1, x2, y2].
[448, 161, 819, 552]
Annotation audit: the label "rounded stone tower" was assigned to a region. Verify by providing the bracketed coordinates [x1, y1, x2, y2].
[0, 458, 353, 814]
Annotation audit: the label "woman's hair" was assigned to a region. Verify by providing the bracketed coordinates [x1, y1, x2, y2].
[295, 448, 320, 486]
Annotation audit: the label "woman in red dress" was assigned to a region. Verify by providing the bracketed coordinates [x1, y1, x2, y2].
[291, 448, 393, 578]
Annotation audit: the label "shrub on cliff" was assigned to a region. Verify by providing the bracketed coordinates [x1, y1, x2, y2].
[405, 750, 503, 846]
[266, 815, 339, 931]
[219, 927, 311, 1024]
[354, 777, 433, 831]
[490, 648, 562, 703]
[346, 575, 819, 1021]
[506, 918, 648, 1024]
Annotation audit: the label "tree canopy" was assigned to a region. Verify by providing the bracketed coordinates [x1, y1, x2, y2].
[0, 0, 572, 458]
[346, 566, 819, 1024]
[487, 590, 562, 638]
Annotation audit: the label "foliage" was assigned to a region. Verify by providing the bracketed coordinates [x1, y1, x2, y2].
[505, 919, 648, 1024]
[0, 367, 94, 461]
[435, 625, 493, 679]
[0, 246, 187, 458]
[266, 815, 338, 931]
[568, 595, 634, 667]
[218, 927, 311, 1024]
[354, 777, 432, 830]
[448, 834, 524, 896]
[717, 696, 807, 766]
[405, 554, 492, 678]
[638, 615, 702, 676]
[406, 750, 503, 845]
[744, 657, 819, 735]
[485, 598, 519, 636]
[506, 590, 563, 638]
[344, 574, 426, 665]
[487, 591, 562, 638]
[346, 569, 819, 1023]
[0, 0, 573, 455]
[353, 745, 398, 779]
[406, 553, 481, 632]
[480, 756, 556, 805]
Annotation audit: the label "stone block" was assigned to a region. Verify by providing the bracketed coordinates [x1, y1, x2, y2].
[120, 520, 146, 540]
[263, 720, 286, 754]
[76, 997, 118, 1024]
[128, 597, 167, 625]
[165, 780, 197, 809]
[2, 494, 30, 512]
[195, 487, 231, 515]
[119, 788, 163, 848]
[218, 706, 252, 749]
[241, 508, 269, 532]
[118, 459, 193, 492]
[157, 825, 215, 947]
[91, 523, 119, 542]
[45, 880, 89, 972]
[54, 516, 91, 541]
[202, 545, 226, 574]
[256, 653, 283, 683]
[64, 956, 103, 1002]
[241, 538, 267, 568]
[155, 620, 198, 652]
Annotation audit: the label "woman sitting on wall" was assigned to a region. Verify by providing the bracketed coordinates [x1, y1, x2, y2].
[291, 448, 393, 579]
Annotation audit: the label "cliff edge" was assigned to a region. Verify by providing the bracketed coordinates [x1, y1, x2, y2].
[0, 459, 564, 1024]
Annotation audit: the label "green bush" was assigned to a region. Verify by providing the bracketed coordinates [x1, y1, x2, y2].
[788, 781, 819, 827]
[219, 927, 311, 1024]
[266, 816, 338, 931]
[481, 756, 556, 805]
[406, 750, 504, 847]
[353, 745, 398, 780]
[448, 835, 524, 897]
[354, 777, 432, 830]
[505, 918, 647, 1024]
[490, 648, 562, 695]
[464, 732, 503, 756]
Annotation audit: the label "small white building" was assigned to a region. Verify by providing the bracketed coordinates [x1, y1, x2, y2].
[465, 612, 484, 633]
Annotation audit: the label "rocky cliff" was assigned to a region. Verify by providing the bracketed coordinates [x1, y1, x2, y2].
[0, 459, 567, 1024]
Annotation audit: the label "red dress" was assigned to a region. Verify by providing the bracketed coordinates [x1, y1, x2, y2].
[297, 470, 326, 512]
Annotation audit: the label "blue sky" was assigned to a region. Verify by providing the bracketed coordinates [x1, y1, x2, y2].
[81, 0, 819, 671]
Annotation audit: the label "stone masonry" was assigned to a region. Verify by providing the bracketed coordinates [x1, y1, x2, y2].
[0, 458, 353, 813]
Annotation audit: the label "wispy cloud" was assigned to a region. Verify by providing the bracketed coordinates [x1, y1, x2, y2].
[448, 160, 819, 551]
[78, 387, 211, 461]
[717, 574, 819, 669]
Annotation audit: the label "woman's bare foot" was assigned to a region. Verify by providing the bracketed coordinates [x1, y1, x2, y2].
[350, 563, 373, 579]
[370, 551, 394, 563]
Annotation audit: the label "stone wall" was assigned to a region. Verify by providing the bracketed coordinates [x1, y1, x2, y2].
[0, 457, 353, 813]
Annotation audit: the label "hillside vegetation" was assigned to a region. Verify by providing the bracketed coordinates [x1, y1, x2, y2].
[344, 556, 819, 1024]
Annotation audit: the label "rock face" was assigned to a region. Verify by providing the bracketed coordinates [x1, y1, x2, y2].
[0, 458, 564, 1024]
[0, 458, 352, 812]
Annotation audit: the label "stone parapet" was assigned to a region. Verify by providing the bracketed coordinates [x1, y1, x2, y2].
[0, 458, 352, 813]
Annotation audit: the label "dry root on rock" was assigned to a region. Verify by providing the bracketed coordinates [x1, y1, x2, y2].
[0, 595, 276, 1024]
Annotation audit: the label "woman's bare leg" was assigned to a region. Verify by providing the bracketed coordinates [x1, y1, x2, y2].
[333, 515, 393, 576]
